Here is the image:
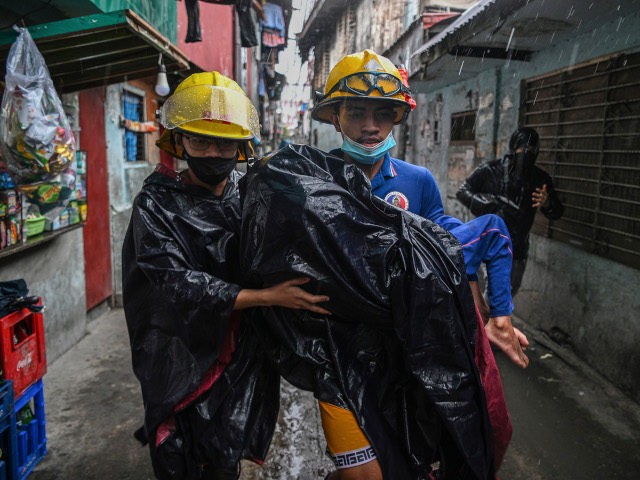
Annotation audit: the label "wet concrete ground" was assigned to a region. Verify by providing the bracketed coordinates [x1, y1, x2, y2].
[28, 308, 640, 480]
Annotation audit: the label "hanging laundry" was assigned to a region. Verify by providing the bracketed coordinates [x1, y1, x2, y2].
[184, 0, 202, 42]
[260, 1, 286, 60]
[261, 2, 285, 37]
[183, 0, 236, 43]
[237, 0, 259, 47]
[263, 65, 286, 101]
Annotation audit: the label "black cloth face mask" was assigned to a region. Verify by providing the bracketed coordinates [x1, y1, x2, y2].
[513, 150, 537, 184]
[184, 152, 238, 186]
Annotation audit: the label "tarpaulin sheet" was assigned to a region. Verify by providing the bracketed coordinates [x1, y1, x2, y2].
[239, 145, 495, 479]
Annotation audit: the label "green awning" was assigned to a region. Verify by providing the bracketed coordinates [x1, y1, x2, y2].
[0, 9, 189, 93]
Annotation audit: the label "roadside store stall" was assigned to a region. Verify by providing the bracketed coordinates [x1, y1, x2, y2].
[0, 27, 84, 479]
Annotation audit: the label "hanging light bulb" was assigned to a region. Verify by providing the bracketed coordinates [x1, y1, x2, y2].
[155, 53, 171, 97]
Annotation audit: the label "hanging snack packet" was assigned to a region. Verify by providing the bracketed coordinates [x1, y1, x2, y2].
[0, 27, 76, 184]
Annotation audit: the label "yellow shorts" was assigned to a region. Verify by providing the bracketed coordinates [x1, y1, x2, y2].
[319, 401, 377, 469]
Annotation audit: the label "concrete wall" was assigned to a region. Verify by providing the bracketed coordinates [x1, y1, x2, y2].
[518, 236, 640, 398]
[0, 229, 87, 363]
[104, 83, 155, 306]
[404, 10, 640, 401]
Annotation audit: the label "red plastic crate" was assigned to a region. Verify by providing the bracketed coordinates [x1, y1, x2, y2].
[0, 303, 46, 397]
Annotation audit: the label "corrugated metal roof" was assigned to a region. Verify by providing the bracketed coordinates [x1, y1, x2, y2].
[410, 0, 640, 89]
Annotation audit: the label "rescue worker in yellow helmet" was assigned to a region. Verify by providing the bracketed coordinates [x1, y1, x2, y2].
[312, 50, 523, 478]
[123, 71, 330, 480]
[155, 70, 259, 193]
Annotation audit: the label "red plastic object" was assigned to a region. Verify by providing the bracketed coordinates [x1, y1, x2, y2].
[422, 12, 458, 30]
[0, 303, 47, 397]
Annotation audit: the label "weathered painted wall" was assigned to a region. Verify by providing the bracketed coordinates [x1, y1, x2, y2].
[397, 68, 500, 222]
[104, 83, 155, 306]
[176, 2, 235, 75]
[405, 9, 640, 401]
[0, 229, 87, 363]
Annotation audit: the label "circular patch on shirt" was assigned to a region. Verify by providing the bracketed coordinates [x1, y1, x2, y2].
[384, 191, 409, 210]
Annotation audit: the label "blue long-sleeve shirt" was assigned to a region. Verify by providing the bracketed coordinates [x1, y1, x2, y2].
[368, 153, 514, 317]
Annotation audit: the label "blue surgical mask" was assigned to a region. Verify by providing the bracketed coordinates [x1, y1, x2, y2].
[340, 132, 396, 165]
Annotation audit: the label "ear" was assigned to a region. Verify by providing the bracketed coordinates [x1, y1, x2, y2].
[331, 112, 341, 133]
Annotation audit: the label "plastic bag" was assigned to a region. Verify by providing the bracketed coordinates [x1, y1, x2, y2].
[0, 27, 75, 185]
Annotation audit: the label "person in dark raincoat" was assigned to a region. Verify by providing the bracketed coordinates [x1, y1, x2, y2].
[122, 71, 330, 480]
[457, 127, 564, 295]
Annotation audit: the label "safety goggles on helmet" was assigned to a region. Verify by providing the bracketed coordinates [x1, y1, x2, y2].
[323, 72, 409, 100]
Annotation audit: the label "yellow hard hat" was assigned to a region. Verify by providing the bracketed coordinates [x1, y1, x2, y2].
[156, 71, 260, 160]
[311, 49, 414, 124]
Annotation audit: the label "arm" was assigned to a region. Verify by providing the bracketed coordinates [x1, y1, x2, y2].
[452, 215, 529, 368]
[417, 168, 464, 230]
[470, 278, 529, 369]
[130, 195, 240, 317]
[450, 215, 513, 317]
[456, 165, 504, 217]
[235, 277, 331, 315]
[131, 195, 330, 318]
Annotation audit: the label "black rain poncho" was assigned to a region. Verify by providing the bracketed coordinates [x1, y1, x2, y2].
[122, 167, 279, 477]
[239, 145, 495, 479]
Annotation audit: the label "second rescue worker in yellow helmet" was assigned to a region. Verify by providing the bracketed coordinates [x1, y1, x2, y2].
[123, 71, 330, 480]
[317, 51, 527, 369]
[313, 49, 413, 175]
[312, 50, 524, 479]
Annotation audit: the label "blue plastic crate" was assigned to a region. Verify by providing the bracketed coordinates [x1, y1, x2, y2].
[0, 381, 14, 422]
[0, 381, 18, 480]
[13, 380, 46, 480]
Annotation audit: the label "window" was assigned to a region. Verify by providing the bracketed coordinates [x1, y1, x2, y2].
[450, 110, 476, 143]
[523, 52, 640, 269]
[122, 90, 146, 162]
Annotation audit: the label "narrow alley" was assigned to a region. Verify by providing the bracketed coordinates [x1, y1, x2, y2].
[28, 308, 640, 480]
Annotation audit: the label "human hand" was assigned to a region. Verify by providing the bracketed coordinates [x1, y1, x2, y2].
[532, 184, 548, 208]
[263, 277, 331, 315]
[485, 315, 529, 368]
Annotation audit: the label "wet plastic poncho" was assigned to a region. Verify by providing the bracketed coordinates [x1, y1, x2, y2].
[240, 145, 495, 479]
[122, 167, 279, 476]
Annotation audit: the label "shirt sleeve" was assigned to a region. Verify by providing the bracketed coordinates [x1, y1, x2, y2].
[456, 165, 503, 217]
[419, 168, 446, 222]
[416, 168, 464, 230]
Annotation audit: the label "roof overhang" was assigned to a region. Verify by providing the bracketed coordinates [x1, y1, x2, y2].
[410, 0, 640, 90]
[0, 9, 190, 93]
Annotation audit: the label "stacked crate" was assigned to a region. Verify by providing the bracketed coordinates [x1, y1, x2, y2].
[0, 303, 47, 479]
[0, 381, 17, 480]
